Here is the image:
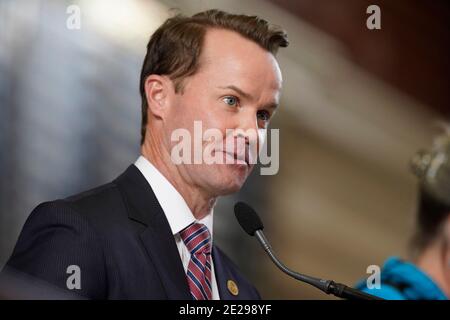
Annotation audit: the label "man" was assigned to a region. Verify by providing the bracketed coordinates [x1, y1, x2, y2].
[0, 9, 288, 299]
[356, 128, 450, 300]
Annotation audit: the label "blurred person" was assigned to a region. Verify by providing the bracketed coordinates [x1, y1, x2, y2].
[356, 127, 450, 300]
[0, 9, 288, 299]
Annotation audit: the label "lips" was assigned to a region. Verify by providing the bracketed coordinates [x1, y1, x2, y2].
[233, 152, 249, 166]
[215, 136, 255, 167]
[223, 151, 250, 166]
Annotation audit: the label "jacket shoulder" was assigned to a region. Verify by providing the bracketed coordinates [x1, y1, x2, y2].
[3, 198, 108, 299]
[64, 182, 123, 216]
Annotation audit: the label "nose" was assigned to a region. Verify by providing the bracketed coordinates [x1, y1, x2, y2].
[238, 106, 256, 128]
[234, 108, 261, 155]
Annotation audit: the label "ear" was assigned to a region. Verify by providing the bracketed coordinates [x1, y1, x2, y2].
[144, 75, 172, 119]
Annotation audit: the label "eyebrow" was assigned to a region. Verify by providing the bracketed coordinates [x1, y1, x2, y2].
[218, 85, 253, 100]
[218, 85, 279, 110]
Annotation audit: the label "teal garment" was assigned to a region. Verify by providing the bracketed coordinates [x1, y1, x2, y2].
[355, 256, 448, 300]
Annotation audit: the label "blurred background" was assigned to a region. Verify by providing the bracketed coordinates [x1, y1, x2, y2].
[0, 0, 448, 299]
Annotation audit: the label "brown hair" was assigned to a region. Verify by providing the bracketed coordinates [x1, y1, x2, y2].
[139, 9, 289, 145]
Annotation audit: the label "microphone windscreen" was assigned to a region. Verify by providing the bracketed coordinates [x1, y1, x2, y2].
[234, 202, 264, 236]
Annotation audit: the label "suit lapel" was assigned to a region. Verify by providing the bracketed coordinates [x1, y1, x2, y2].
[212, 246, 240, 300]
[115, 165, 191, 300]
[139, 222, 191, 299]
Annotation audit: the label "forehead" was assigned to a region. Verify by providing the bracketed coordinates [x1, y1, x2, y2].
[196, 28, 282, 92]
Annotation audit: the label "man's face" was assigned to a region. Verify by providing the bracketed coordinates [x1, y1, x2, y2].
[164, 28, 282, 197]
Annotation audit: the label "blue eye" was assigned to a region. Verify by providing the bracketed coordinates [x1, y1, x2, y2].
[223, 96, 238, 107]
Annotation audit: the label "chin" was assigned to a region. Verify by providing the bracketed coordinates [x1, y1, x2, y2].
[201, 164, 252, 195]
[223, 181, 244, 194]
[213, 172, 248, 195]
[213, 183, 244, 196]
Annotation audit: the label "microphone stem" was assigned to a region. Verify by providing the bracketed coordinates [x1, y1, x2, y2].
[254, 230, 382, 300]
[255, 230, 331, 292]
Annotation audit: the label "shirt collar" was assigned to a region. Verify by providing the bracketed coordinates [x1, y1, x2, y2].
[134, 156, 213, 238]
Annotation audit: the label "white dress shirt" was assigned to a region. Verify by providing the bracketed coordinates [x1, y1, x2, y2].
[134, 156, 220, 300]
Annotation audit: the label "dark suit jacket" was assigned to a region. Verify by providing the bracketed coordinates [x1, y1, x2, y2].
[0, 165, 260, 300]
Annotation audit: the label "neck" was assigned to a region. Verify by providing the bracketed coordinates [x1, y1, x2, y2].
[141, 134, 217, 220]
[415, 240, 450, 297]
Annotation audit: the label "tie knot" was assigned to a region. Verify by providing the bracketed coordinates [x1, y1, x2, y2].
[179, 223, 211, 255]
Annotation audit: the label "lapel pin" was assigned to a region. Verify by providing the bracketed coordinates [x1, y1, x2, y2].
[227, 279, 239, 296]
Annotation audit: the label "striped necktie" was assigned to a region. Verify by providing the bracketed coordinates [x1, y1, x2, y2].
[179, 223, 212, 300]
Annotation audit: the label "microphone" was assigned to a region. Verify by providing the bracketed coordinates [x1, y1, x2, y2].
[234, 201, 382, 300]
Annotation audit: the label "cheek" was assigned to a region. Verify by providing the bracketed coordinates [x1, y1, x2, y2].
[178, 94, 236, 142]
[208, 103, 237, 130]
